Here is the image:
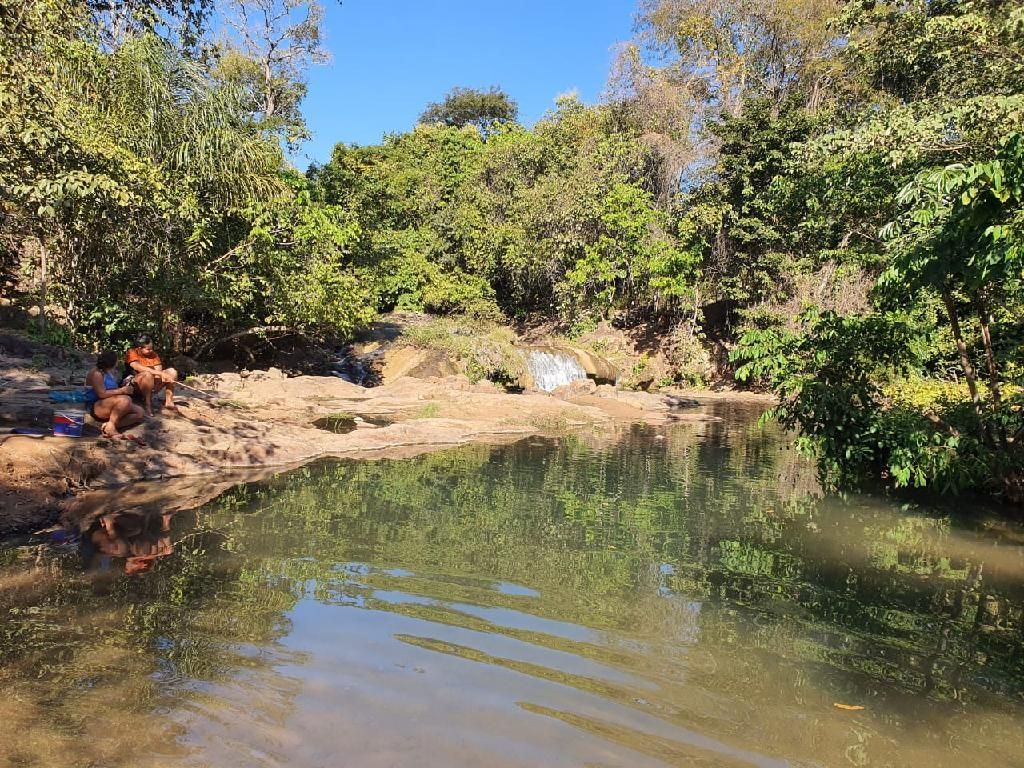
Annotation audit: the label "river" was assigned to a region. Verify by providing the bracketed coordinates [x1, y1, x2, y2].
[1, 402, 1023, 767]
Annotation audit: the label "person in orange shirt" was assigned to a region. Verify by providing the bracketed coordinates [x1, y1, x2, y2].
[124, 334, 179, 416]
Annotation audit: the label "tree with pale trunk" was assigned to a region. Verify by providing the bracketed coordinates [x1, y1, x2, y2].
[218, 0, 331, 145]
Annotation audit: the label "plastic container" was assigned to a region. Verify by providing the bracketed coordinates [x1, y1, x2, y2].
[53, 409, 85, 437]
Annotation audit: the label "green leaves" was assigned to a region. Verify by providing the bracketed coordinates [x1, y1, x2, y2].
[1, 0, 293, 350]
[314, 101, 682, 322]
[882, 132, 1024, 296]
[419, 86, 519, 135]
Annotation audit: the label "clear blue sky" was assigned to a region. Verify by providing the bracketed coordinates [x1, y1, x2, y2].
[298, 0, 637, 166]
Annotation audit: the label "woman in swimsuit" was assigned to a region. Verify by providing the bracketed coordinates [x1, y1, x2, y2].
[84, 350, 145, 438]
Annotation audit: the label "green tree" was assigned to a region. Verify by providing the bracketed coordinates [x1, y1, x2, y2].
[87, 0, 214, 49]
[732, 1, 1024, 500]
[632, 0, 842, 120]
[419, 86, 519, 134]
[1, 0, 372, 354]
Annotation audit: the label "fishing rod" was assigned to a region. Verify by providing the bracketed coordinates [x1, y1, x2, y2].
[173, 380, 217, 399]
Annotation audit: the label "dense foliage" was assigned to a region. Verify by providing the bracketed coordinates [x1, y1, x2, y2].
[311, 97, 693, 325]
[0, 0, 366, 353]
[729, 0, 1024, 500]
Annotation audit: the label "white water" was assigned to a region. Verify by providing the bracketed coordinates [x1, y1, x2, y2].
[526, 350, 589, 392]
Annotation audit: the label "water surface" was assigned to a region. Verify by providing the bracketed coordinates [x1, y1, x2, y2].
[2, 403, 1023, 767]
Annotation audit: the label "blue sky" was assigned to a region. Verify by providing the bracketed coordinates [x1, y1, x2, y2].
[298, 0, 637, 166]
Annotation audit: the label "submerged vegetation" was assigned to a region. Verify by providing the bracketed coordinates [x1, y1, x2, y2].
[1, 0, 1022, 500]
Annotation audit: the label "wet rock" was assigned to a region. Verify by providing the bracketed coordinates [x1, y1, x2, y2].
[665, 394, 700, 409]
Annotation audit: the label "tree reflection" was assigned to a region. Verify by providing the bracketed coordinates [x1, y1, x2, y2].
[0, 403, 1022, 767]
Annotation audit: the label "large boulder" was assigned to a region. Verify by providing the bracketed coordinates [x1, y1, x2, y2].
[382, 347, 459, 382]
[571, 349, 619, 385]
[549, 379, 598, 400]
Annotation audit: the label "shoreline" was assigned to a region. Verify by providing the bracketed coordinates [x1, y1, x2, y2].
[1, 371, 768, 539]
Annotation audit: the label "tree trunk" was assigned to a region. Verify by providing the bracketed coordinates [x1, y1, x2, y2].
[687, 286, 700, 341]
[732, 67, 746, 118]
[976, 293, 1010, 447]
[976, 295, 1004, 405]
[37, 240, 47, 337]
[941, 289, 989, 445]
[263, 57, 276, 118]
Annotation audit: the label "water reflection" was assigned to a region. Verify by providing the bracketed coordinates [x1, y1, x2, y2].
[81, 511, 175, 575]
[1, 403, 1023, 767]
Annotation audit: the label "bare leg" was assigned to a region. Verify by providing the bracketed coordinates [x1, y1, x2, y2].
[119, 403, 145, 430]
[93, 395, 135, 437]
[162, 368, 179, 413]
[135, 372, 157, 416]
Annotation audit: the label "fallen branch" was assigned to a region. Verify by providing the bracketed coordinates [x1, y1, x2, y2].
[922, 410, 961, 438]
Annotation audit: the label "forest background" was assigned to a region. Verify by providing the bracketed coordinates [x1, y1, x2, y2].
[1, 0, 1022, 501]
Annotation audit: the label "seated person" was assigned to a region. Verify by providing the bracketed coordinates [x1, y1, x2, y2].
[84, 350, 145, 438]
[124, 334, 178, 416]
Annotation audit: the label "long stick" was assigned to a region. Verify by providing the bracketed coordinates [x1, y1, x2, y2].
[175, 380, 216, 398]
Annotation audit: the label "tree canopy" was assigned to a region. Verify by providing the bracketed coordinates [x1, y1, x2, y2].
[418, 86, 519, 133]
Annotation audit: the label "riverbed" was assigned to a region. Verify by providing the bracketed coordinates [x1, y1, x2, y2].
[2, 402, 1023, 767]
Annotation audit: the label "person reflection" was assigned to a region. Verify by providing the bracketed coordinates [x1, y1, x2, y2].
[82, 510, 174, 575]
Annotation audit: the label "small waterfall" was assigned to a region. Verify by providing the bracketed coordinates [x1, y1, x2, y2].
[526, 350, 588, 392]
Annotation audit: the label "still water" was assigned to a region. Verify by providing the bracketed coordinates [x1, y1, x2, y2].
[2, 403, 1023, 767]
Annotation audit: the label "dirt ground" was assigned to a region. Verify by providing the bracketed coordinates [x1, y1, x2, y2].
[1, 344, 766, 537]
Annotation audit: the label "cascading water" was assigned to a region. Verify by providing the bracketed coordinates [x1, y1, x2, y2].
[526, 350, 589, 392]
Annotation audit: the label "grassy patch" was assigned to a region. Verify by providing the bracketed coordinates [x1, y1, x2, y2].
[415, 403, 442, 419]
[882, 377, 1020, 409]
[213, 399, 250, 410]
[401, 316, 525, 388]
[323, 410, 354, 420]
[525, 413, 573, 432]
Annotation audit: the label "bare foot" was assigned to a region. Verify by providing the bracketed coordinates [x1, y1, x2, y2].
[101, 424, 124, 439]
[164, 402, 179, 415]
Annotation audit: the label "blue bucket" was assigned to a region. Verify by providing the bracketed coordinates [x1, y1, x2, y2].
[53, 409, 85, 437]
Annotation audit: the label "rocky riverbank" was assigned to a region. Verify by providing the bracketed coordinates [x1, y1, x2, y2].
[1, 352, 757, 537]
